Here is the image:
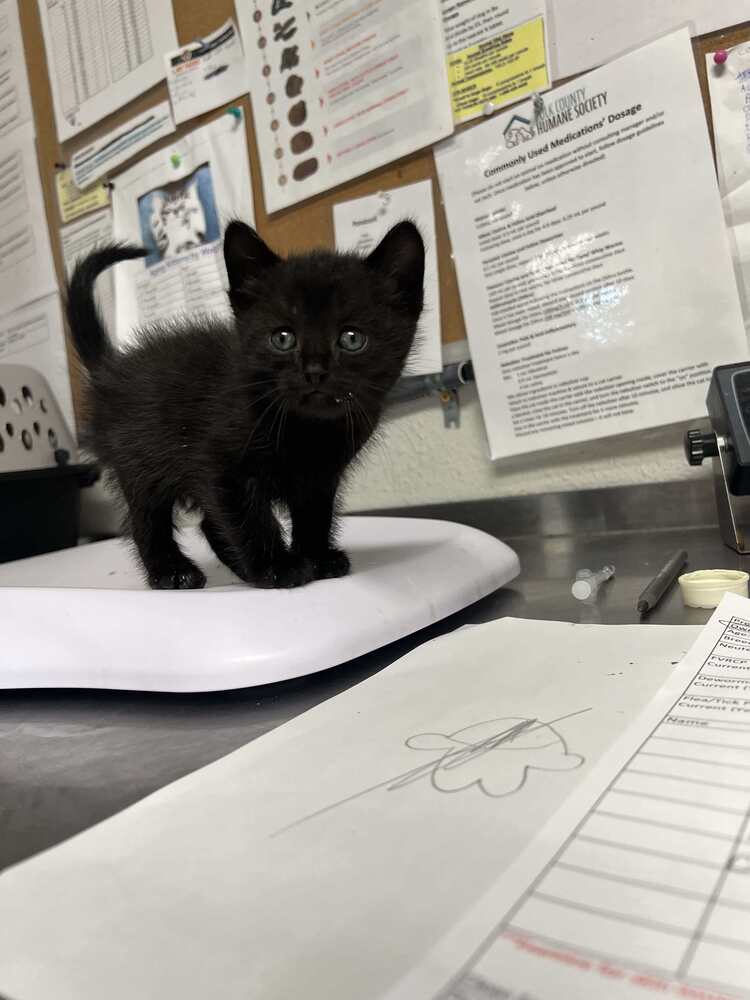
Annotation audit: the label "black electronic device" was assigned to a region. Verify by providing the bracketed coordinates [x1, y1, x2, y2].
[685, 362, 750, 552]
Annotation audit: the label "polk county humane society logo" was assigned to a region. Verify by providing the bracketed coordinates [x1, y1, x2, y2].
[503, 114, 535, 148]
[502, 86, 611, 149]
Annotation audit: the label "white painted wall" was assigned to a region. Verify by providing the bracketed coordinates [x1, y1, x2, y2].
[343, 384, 710, 511]
[342, 341, 712, 511]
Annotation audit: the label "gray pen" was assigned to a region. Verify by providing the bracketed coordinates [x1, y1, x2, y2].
[637, 549, 688, 615]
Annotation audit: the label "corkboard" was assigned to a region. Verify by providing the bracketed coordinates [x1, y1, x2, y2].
[15, 4, 750, 419]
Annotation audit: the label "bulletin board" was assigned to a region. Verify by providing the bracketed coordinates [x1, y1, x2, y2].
[14, 3, 750, 418]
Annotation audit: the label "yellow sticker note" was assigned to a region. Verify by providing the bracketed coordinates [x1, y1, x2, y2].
[55, 168, 110, 224]
[448, 16, 549, 124]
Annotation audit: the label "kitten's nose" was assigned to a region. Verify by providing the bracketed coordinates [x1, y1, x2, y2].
[303, 362, 328, 386]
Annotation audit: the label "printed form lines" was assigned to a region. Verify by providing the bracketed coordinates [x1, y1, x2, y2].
[593, 809, 735, 842]
[574, 833, 724, 871]
[626, 767, 750, 793]
[554, 859, 750, 910]
[495, 928, 749, 1000]
[512, 889, 750, 955]
[504, 789, 750, 987]
[494, 623, 750, 994]
[639, 749, 750, 771]
[605, 786, 746, 818]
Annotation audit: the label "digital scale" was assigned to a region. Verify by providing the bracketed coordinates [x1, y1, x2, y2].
[0, 517, 519, 692]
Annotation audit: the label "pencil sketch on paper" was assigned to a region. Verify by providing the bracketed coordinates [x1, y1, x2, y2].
[273, 709, 591, 837]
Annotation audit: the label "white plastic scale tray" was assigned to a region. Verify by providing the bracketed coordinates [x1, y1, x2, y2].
[0, 517, 519, 692]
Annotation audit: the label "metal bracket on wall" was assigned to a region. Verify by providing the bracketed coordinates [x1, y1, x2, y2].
[388, 361, 474, 430]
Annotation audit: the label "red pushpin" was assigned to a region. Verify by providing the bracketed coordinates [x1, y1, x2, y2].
[714, 49, 729, 65]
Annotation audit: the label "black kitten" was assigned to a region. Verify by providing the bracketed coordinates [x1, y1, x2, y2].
[66, 221, 424, 590]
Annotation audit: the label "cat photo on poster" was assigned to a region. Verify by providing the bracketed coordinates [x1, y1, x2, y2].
[111, 114, 255, 340]
[137, 164, 220, 266]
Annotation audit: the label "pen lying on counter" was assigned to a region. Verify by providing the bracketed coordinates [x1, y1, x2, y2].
[637, 549, 688, 616]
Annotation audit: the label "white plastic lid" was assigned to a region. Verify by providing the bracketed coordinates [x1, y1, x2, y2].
[571, 579, 593, 600]
[678, 569, 749, 609]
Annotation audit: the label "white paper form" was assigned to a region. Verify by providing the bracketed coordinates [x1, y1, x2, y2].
[235, 0, 453, 214]
[70, 101, 175, 190]
[60, 207, 114, 336]
[0, 293, 76, 434]
[334, 180, 442, 376]
[442, 0, 550, 123]
[0, 0, 32, 137]
[37, 0, 178, 142]
[435, 30, 746, 461]
[387, 592, 750, 1000]
[0, 618, 699, 1000]
[165, 19, 247, 126]
[0, 122, 57, 317]
[111, 111, 254, 343]
[549, 1, 750, 81]
[707, 45, 750, 338]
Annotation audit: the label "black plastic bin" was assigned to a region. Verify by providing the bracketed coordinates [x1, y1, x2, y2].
[0, 464, 99, 563]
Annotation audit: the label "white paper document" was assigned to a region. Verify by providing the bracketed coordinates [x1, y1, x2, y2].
[236, 0, 453, 214]
[37, 0, 178, 142]
[548, 0, 750, 80]
[165, 19, 247, 126]
[60, 208, 115, 337]
[0, 0, 33, 137]
[0, 123, 58, 317]
[70, 101, 175, 190]
[334, 180, 442, 375]
[0, 618, 699, 1000]
[442, 0, 550, 123]
[111, 111, 254, 342]
[388, 592, 750, 1000]
[707, 44, 750, 336]
[0, 293, 75, 434]
[435, 30, 746, 461]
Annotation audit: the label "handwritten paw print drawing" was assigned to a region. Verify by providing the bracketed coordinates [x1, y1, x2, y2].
[273, 713, 589, 837]
[403, 717, 585, 797]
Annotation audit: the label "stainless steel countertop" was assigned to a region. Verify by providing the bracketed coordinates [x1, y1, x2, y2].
[1, 479, 742, 872]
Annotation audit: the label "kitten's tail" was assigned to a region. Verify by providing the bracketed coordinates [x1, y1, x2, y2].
[66, 243, 148, 368]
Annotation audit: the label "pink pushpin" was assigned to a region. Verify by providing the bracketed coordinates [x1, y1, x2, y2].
[714, 49, 729, 65]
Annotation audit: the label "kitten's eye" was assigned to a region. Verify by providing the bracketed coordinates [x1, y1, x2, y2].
[338, 328, 367, 353]
[269, 328, 297, 352]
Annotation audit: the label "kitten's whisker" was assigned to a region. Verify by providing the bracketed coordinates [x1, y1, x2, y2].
[256, 391, 284, 420]
[268, 398, 286, 452]
[247, 386, 284, 406]
[242, 392, 284, 453]
[274, 401, 288, 453]
[351, 395, 375, 437]
[345, 401, 356, 457]
[352, 377, 386, 392]
[234, 378, 278, 390]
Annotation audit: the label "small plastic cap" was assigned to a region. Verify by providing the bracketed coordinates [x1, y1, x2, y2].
[678, 569, 748, 608]
[572, 579, 593, 600]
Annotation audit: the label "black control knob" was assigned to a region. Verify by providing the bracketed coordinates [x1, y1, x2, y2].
[685, 429, 719, 466]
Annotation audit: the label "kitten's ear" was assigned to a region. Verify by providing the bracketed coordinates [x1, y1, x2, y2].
[366, 221, 424, 319]
[224, 220, 280, 312]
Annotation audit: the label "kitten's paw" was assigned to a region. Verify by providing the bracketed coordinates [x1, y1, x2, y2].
[255, 553, 315, 589]
[149, 563, 207, 590]
[313, 548, 351, 580]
